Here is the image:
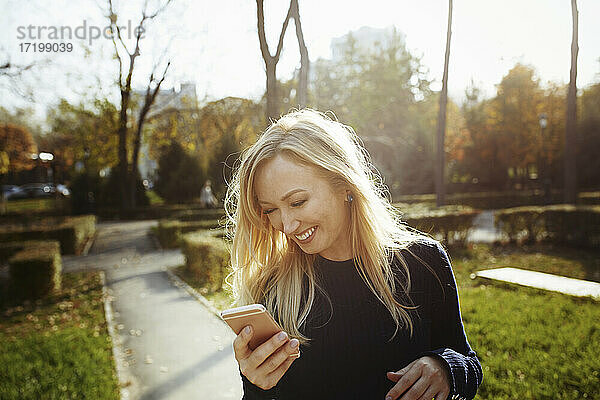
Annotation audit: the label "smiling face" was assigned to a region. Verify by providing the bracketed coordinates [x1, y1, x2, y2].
[254, 153, 353, 262]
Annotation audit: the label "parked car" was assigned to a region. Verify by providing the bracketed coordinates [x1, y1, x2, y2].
[56, 184, 71, 197]
[19, 183, 55, 198]
[1, 185, 25, 200]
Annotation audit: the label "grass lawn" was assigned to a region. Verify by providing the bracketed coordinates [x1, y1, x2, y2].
[451, 243, 600, 399]
[0, 271, 120, 400]
[146, 190, 165, 206]
[175, 243, 600, 399]
[4, 198, 57, 213]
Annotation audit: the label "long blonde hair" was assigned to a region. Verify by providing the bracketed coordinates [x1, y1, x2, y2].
[224, 109, 430, 345]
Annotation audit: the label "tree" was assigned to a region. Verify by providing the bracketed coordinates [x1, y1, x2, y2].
[435, 0, 453, 207]
[455, 65, 549, 191]
[0, 124, 37, 173]
[0, 124, 37, 213]
[578, 82, 600, 189]
[43, 98, 119, 180]
[311, 28, 436, 195]
[564, 0, 579, 203]
[147, 96, 264, 201]
[256, 0, 293, 120]
[197, 97, 264, 200]
[155, 141, 204, 203]
[0, 54, 38, 100]
[106, 0, 173, 210]
[290, 0, 309, 108]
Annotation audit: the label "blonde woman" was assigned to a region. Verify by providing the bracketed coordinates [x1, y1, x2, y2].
[224, 109, 482, 400]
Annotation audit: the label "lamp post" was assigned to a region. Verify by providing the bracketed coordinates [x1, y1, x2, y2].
[538, 113, 549, 204]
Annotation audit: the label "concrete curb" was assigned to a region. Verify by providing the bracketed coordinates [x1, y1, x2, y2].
[165, 267, 227, 324]
[100, 270, 138, 400]
[81, 232, 96, 256]
[151, 226, 228, 323]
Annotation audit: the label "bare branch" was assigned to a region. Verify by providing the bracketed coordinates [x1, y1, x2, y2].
[0, 62, 35, 78]
[256, 0, 292, 64]
[107, 0, 131, 56]
[256, 0, 271, 62]
[273, 1, 293, 62]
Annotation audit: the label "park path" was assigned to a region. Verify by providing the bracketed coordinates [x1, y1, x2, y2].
[467, 210, 502, 243]
[63, 220, 243, 400]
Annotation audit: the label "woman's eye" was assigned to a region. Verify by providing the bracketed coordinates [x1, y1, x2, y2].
[262, 200, 304, 215]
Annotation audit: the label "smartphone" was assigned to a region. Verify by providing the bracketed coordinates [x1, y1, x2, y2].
[221, 304, 292, 352]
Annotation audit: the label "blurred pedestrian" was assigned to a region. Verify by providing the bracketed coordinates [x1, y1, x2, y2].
[200, 179, 218, 208]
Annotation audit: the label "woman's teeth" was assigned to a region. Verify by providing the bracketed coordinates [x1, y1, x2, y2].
[295, 226, 316, 241]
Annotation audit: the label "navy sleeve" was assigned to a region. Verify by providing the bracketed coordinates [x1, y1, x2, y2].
[240, 369, 279, 400]
[418, 242, 483, 400]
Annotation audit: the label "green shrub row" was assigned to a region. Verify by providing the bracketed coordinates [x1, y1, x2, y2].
[97, 204, 225, 221]
[181, 229, 230, 293]
[394, 190, 600, 209]
[495, 205, 600, 248]
[400, 206, 481, 246]
[0, 215, 96, 255]
[170, 209, 225, 222]
[155, 219, 222, 248]
[2, 240, 62, 302]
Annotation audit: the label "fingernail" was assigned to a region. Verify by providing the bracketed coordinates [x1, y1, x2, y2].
[289, 339, 299, 348]
[385, 396, 392, 400]
[244, 326, 251, 334]
[278, 331, 287, 341]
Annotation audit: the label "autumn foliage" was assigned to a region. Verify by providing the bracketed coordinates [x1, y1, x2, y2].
[0, 124, 37, 172]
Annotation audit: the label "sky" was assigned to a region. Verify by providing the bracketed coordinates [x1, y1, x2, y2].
[1, 0, 599, 128]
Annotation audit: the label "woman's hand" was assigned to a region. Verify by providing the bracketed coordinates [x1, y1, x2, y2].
[233, 326, 301, 390]
[385, 356, 451, 400]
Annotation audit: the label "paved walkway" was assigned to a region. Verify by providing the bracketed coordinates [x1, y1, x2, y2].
[63, 220, 242, 400]
[467, 210, 503, 243]
[475, 267, 600, 300]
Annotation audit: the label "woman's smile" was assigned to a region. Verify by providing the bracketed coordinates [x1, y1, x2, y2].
[295, 226, 317, 243]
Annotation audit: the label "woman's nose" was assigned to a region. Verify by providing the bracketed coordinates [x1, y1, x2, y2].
[281, 212, 300, 235]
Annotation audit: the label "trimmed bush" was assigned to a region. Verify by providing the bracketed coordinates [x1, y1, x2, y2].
[0, 215, 96, 255]
[400, 206, 480, 246]
[493, 206, 545, 244]
[181, 229, 229, 293]
[542, 205, 600, 248]
[171, 208, 226, 222]
[394, 190, 600, 209]
[156, 219, 222, 248]
[495, 205, 600, 248]
[8, 240, 62, 300]
[0, 240, 53, 263]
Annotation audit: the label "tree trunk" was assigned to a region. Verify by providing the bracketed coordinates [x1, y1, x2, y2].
[118, 90, 130, 210]
[435, 0, 452, 207]
[266, 61, 278, 120]
[564, 0, 578, 204]
[291, 0, 308, 108]
[256, 0, 292, 121]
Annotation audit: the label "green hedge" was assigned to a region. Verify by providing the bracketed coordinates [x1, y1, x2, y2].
[181, 229, 229, 293]
[96, 204, 225, 221]
[155, 219, 222, 248]
[400, 206, 480, 246]
[0, 215, 96, 255]
[170, 209, 225, 222]
[495, 205, 600, 248]
[394, 190, 600, 209]
[8, 240, 62, 301]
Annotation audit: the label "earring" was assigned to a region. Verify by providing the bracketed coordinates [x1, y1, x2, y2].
[347, 193, 353, 203]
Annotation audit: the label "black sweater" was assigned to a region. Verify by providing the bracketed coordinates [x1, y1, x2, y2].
[241, 238, 483, 400]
